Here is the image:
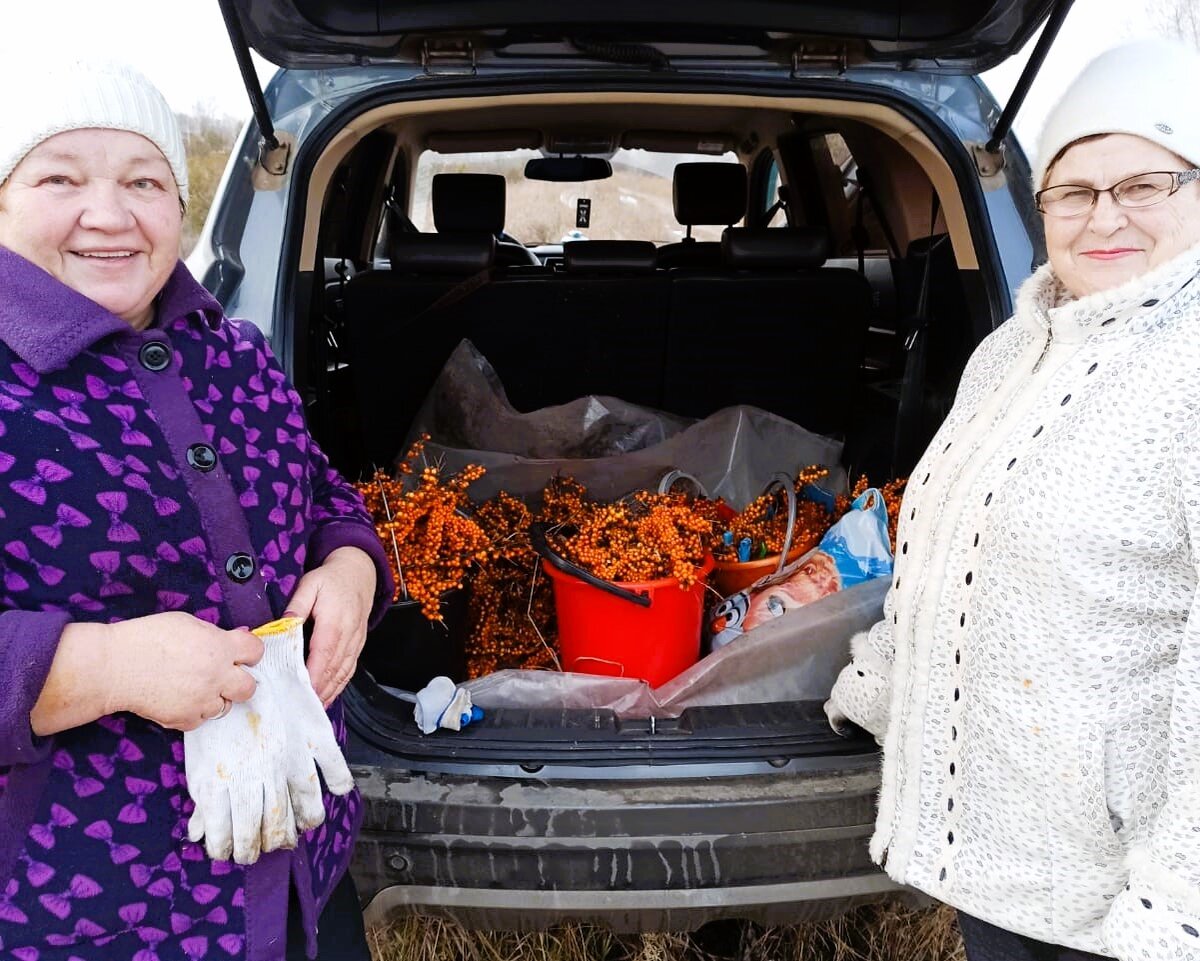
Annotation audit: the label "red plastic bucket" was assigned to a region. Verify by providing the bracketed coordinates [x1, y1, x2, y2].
[541, 555, 714, 687]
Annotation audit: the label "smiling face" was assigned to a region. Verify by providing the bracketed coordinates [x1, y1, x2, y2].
[0, 128, 183, 330]
[1042, 134, 1200, 298]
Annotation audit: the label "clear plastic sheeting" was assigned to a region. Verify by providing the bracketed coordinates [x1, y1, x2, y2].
[462, 577, 887, 719]
[406, 339, 846, 509]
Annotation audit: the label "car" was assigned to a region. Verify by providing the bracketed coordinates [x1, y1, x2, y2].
[189, 0, 1065, 933]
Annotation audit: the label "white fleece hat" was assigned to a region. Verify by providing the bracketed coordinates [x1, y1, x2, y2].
[0, 57, 188, 207]
[1034, 38, 1200, 190]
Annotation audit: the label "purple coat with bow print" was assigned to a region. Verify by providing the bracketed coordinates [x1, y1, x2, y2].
[0, 247, 393, 960]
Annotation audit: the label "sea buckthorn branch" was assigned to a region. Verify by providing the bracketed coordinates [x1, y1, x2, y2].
[464, 491, 557, 677]
[544, 480, 716, 588]
[353, 434, 490, 621]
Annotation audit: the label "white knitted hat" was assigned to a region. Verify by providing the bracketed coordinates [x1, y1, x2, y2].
[0, 57, 188, 207]
[1034, 37, 1200, 190]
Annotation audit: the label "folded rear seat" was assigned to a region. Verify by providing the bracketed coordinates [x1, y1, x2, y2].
[663, 227, 873, 438]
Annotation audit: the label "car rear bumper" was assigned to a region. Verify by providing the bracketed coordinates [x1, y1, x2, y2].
[361, 874, 912, 932]
[350, 755, 911, 932]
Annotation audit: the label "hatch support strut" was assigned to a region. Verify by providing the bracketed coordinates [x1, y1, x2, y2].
[984, 0, 1073, 154]
[217, 0, 290, 175]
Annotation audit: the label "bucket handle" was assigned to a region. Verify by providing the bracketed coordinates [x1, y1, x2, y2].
[656, 469, 710, 500]
[762, 471, 799, 576]
[529, 522, 653, 608]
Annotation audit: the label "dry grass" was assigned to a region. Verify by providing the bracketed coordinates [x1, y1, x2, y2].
[367, 901, 966, 961]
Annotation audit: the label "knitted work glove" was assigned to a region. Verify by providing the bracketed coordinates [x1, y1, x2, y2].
[413, 675, 479, 734]
[183, 617, 353, 864]
[248, 616, 355, 830]
[183, 651, 296, 865]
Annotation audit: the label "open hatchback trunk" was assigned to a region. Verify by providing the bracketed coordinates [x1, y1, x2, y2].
[193, 0, 1065, 929]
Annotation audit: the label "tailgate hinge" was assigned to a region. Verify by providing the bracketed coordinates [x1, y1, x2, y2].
[251, 132, 296, 191]
[792, 44, 847, 77]
[421, 38, 477, 77]
[970, 141, 1006, 180]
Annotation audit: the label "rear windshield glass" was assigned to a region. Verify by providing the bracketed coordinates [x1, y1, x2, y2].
[412, 148, 743, 245]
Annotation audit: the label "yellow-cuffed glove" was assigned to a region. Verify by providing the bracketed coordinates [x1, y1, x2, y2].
[183, 617, 353, 864]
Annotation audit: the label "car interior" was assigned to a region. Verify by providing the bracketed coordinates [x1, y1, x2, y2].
[301, 93, 990, 503]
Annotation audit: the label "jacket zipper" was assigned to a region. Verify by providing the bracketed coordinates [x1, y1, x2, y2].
[1031, 323, 1053, 373]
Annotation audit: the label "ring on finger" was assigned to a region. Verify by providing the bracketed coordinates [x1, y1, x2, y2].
[202, 696, 233, 722]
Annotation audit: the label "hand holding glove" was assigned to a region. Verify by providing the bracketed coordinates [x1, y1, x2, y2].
[183, 616, 353, 864]
[183, 649, 295, 864]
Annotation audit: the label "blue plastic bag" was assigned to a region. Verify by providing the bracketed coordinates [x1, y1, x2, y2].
[708, 488, 893, 649]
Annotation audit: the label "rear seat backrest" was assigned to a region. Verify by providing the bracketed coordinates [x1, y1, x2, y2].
[528, 241, 670, 410]
[432, 172, 540, 266]
[663, 227, 873, 437]
[344, 234, 514, 467]
[344, 220, 877, 469]
[657, 163, 748, 269]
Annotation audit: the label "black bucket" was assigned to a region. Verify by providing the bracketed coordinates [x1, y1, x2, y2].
[358, 589, 469, 691]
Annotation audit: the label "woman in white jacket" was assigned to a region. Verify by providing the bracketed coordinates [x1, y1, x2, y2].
[826, 38, 1200, 961]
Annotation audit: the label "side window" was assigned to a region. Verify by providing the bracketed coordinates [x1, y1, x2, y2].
[810, 132, 887, 257]
[764, 158, 789, 228]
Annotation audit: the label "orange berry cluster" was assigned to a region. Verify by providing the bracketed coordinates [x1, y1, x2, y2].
[711, 465, 835, 561]
[353, 448, 908, 675]
[353, 435, 491, 621]
[546, 482, 716, 589]
[538, 474, 589, 526]
[463, 491, 558, 678]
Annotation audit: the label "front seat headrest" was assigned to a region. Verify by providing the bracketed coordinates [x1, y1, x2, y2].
[432, 173, 506, 234]
[673, 163, 748, 227]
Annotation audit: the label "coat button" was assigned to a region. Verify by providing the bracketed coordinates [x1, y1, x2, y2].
[139, 341, 172, 371]
[186, 443, 218, 472]
[225, 552, 256, 583]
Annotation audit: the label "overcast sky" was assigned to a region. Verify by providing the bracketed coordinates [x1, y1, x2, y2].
[0, 0, 1186, 162]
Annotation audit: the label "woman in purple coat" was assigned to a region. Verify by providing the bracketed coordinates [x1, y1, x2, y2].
[0, 57, 393, 960]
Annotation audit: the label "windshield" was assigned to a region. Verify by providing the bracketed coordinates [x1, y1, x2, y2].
[412, 148, 743, 245]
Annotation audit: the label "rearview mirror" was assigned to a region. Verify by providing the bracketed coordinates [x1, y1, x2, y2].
[524, 156, 613, 182]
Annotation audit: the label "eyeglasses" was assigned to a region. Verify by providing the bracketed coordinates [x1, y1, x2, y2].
[1036, 169, 1200, 217]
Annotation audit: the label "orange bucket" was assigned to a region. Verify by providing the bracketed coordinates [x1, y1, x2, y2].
[711, 531, 823, 597]
[540, 554, 714, 687]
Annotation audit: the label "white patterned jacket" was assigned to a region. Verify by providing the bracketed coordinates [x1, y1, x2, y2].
[827, 243, 1200, 960]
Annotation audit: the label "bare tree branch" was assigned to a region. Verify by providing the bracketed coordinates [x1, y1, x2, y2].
[176, 109, 241, 257]
[1146, 0, 1200, 47]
